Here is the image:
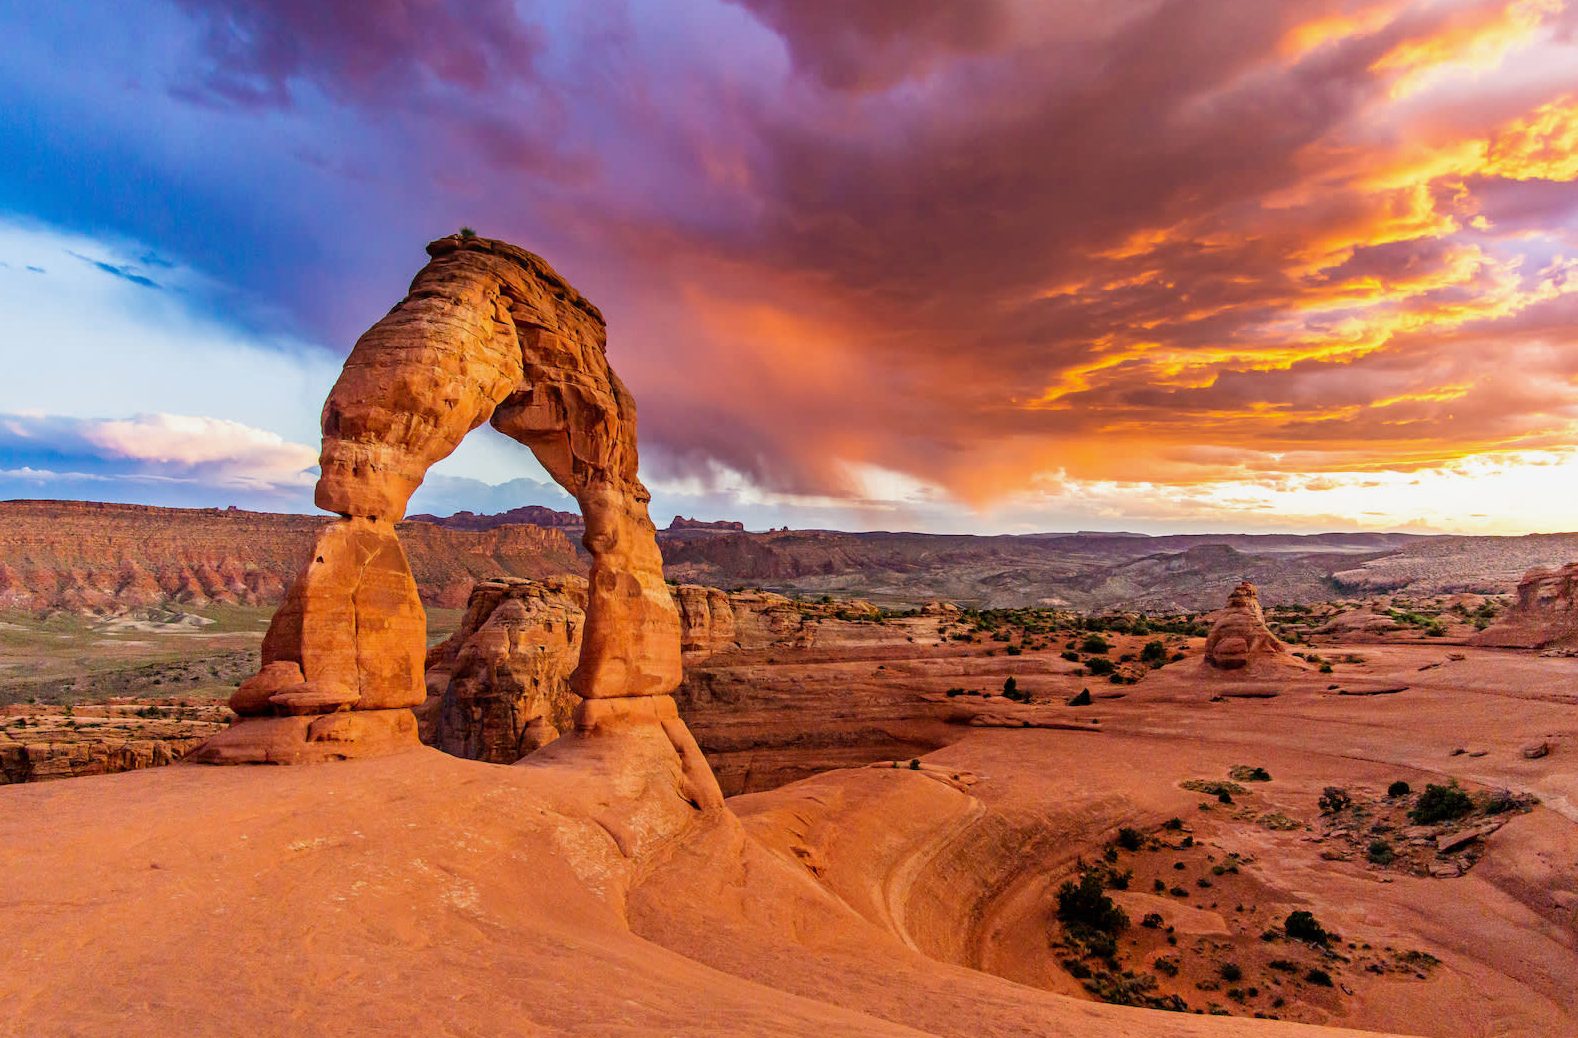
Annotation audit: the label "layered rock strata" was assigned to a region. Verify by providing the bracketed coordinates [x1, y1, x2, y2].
[1473, 562, 1578, 649]
[1202, 580, 1307, 672]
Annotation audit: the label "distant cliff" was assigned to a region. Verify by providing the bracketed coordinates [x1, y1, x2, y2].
[0, 500, 585, 612]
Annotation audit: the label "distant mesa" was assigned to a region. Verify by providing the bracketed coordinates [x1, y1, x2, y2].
[406, 504, 585, 531]
[1473, 562, 1578, 650]
[1202, 580, 1310, 673]
[666, 515, 745, 532]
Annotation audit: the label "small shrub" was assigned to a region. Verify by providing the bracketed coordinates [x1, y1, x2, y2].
[1002, 676, 1018, 696]
[1305, 968, 1334, 987]
[1410, 782, 1473, 824]
[1229, 765, 1272, 782]
[458, 226, 477, 238]
[1387, 780, 1411, 797]
[1367, 839, 1395, 865]
[1162, 817, 1184, 831]
[1268, 959, 1298, 972]
[1084, 657, 1116, 676]
[1115, 826, 1144, 851]
[1318, 662, 1334, 674]
[1285, 910, 1332, 947]
[1080, 634, 1111, 654]
[1061, 650, 1081, 662]
[1141, 912, 1165, 929]
[908, 758, 921, 771]
[1056, 870, 1129, 936]
[1154, 955, 1180, 976]
[1318, 786, 1352, 814]
[1141, 640, 1168, 666]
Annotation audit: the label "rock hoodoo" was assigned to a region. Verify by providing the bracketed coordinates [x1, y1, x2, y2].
[422, 576, 586, 764]
[191, 235, 715, 803]
[1473, 562, 1578, 649]
[1202, 580, 1306, 672]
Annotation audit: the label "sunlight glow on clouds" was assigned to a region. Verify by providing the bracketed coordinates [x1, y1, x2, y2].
[1, 1, 1576, 533]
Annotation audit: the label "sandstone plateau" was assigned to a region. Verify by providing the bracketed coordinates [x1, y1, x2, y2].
[0, 498, 581, 612]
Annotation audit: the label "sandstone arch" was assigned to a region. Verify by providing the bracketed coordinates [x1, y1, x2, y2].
[193, 236, 713, 803]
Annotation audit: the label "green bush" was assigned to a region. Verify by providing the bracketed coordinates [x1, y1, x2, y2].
[1284, 910, 1332, 946]
[1387, 780, 1411, 797]
[1410, 782, 1474, 824]
[1367, 839, 1395, 865]
[1080, 634, 1111, 654]
[1115, 826, 1144, 851]
[1084, 657, 1116, 676]
[1061, 650, 1081, 662]
[1140, 640, 1168, 666]
[1056, 870, 1129, 936]
[1220, 963, 1242, 982]
[1305, 968, 1334, 987]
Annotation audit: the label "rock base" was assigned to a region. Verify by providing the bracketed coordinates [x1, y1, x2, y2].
[570, 695, 724, 810]
[187, 708, 420, 765]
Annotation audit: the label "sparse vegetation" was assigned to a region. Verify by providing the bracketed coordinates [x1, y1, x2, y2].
[1409, 782, 1473, 824]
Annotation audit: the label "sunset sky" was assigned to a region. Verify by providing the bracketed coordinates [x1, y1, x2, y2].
[2, 1, 1577, 534]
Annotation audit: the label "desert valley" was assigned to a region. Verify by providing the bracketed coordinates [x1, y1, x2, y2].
[6, 3, 1578, 1035]
[2, 235, 1574, 1038]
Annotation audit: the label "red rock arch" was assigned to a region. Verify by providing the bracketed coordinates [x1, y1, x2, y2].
[193, 237, 699, 778]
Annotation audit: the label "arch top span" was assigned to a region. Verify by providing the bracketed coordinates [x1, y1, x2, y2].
[191, 236, 709, 793]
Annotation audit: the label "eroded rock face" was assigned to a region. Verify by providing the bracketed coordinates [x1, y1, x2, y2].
[192, 236, 703, 776]
[423, 576, 586, 763]
[1202, 581, 1305, 672]
[1473, 563, 1578, 649]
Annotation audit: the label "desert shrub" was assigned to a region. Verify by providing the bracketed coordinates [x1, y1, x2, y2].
[1366, 840, 1395, 866]
[1305, 968, 1334, 987]
[1162, 817, 1184, 831]
[1141, 912, 1165, 929]
[1005, 645, 1023, 655]
[1115, 826, 1144, 851]
[458, 226, 477, 238]
[1056, 870, 1129, 936]
[1068, 688, 1093, 706]
[1410, 782, 1473, 824]
[1080, 634, 1110, 654]
[1318, 786, 1352, 814]
[1061, 650, 1081, 662]
[1153, 955, 1179, 976]
[1229, 765, 1271, 782]
[1061, 958, 1092, 978]
[1002, 676, 1018, 696]
[1139, 639, 1168, 666]
[1387, 780, 1411, 797]
[1284, 910, 1332, 946]
[908, 759, 921, 770]
[1084, 657, 1116, 676]
[1182, 779, 1244, 797]
[1318, 661, 1334, 673]
[1267, 959, 1298, 972]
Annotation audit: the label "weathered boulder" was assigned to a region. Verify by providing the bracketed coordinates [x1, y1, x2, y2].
[1473, 562, 1578, 649]
[1202, 581, 1308, 673]
[423, 576, 587, 764]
